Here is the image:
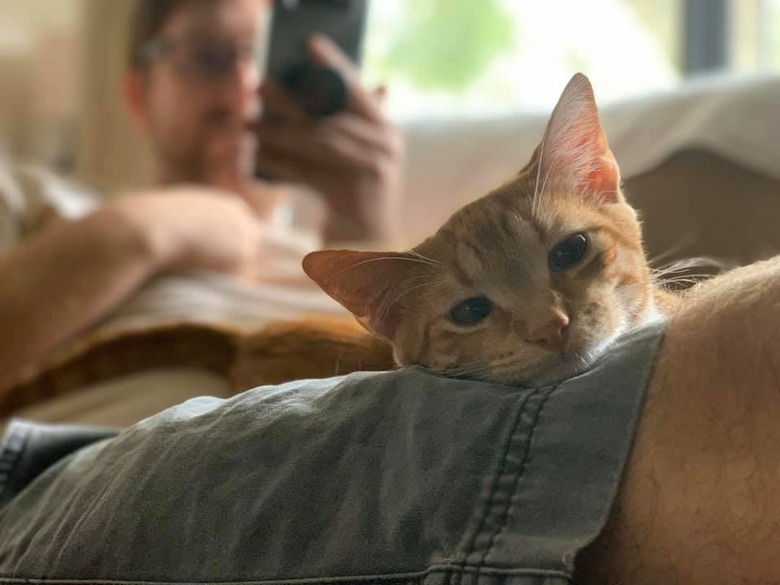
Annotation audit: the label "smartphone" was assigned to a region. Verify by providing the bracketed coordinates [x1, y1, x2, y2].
[260, 0, 369, 117]
[254, 0, 368, 180]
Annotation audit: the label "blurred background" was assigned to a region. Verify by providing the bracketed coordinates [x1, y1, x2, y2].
[0, 0, 778, 192]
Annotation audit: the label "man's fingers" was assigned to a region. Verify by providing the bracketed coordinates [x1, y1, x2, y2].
[259, 80, 309, 124]
[317, 115, 402, 158]
[307, 35, 384, 123]
[306, 34, 360, 85]
[255, 148, 306, 182]
[256, 122, 319, 164]
[257, 120, 372, 170]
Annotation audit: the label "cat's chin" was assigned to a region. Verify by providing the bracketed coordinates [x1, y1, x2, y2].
[513, 337, 618, 387]
[520, 356, 589, 386]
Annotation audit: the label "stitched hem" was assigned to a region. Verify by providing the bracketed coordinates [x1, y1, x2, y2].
[454, 385, 558, 585]
[479, 386, 557, 570]
[0, 562, 571, 585]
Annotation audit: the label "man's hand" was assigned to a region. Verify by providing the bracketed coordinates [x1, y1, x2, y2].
[255, 35, 404, 243]
[111, 187, 268, 282]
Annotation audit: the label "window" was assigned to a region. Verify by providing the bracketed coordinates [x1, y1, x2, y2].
[364, 0, 780, 121]
[733, 0, 780, 71]
[364, 0, 681, 120]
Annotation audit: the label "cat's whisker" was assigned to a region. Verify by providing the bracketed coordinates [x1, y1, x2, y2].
[653, 271, 717, 288]
[647, 235, 697, 266]
[574, 354, 591, 369]
[443, 358, 493, 377]
[488, 352, 530, 370]
[555, 289, 573, 304]
[650, 257, 732, 291]
[444, 365, 492, 381]
[374, 274, 442, 328]
[407, 250, 441, 267]
[651, 264, 722, 277]
[388, 281, 436, 306]
[654, 272, 714, 282]
[658, 279, 706, 289]
[651, 265, 715, 278]
[338, 255, 441, 276]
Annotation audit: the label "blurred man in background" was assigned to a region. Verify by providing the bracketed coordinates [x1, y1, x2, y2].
[0, 0, 403, 392]
[122, 0, 403, 243]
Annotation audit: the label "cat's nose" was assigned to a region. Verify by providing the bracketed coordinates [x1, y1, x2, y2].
[525, 311, 570, 353]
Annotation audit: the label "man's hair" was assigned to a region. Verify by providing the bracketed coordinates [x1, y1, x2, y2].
[127, 0, 194, 70]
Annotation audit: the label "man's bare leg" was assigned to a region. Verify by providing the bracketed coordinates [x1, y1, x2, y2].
[577, 256, 780, 584]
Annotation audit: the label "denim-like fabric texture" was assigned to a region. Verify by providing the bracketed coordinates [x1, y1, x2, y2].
[0, 323, 664, 585]
[0, 421, 119, 507]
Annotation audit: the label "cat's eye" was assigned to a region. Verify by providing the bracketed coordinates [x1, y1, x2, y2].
[549, 233, 589, 272]
[449, 296, 493, 326]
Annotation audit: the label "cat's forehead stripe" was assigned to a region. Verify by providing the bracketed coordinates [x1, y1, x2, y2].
[452, 245, 476, 288]
[453, 239, 483, 284]
[491, 176, 552, 235]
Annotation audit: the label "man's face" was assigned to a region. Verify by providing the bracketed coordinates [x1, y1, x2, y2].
[134, 0, 266, 183]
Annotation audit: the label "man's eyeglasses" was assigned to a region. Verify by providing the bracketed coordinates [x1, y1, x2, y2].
[139, 37, 259, 82]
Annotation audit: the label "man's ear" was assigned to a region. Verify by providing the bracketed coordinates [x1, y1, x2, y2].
[303, 250, 414, 341]
[121, 70, 151, 129]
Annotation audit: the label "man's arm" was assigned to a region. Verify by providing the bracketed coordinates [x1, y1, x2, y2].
[577, 256, 780, 583]
[0, 204, 160, 388]
[0, 189, 267, 389]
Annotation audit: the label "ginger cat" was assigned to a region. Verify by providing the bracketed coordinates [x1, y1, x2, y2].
[303, 73, 678, 386]
[1, 73, 678, 417]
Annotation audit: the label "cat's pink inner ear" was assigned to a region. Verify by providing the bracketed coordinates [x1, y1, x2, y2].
[302, 250, 410, 340]
[539, 73, 620, 202]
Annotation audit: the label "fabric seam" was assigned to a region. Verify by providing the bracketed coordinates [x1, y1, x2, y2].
[453, 386, 548, 585]
[477, 384, 558, 574]
[0, 561, 571, 585]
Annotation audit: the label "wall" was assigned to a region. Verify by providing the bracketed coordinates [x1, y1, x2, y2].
[75, 0, 155, 193]
[0, 0, 84, 167]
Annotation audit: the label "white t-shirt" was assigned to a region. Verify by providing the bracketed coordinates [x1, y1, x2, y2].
[0, 160, 344, 333]
[0, 161, 99, 253]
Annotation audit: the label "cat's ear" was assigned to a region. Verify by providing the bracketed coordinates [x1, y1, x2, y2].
[303, 250, 412, 341]
[531, 73, 621, 202]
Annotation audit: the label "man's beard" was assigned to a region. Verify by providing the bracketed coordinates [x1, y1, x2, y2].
[157, 110, 251, 186]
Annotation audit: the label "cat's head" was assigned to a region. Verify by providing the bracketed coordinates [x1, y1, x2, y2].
[304, 74, 657, 385]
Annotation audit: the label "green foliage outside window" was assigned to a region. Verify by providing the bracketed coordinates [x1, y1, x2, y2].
[376, 0, 515, 92]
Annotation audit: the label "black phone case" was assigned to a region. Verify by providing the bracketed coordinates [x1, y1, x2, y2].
[263, 0, 368, 82]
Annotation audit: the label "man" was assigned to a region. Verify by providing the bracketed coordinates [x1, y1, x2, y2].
[0, 0, 402, 390]
[121, 0, 402, 243]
